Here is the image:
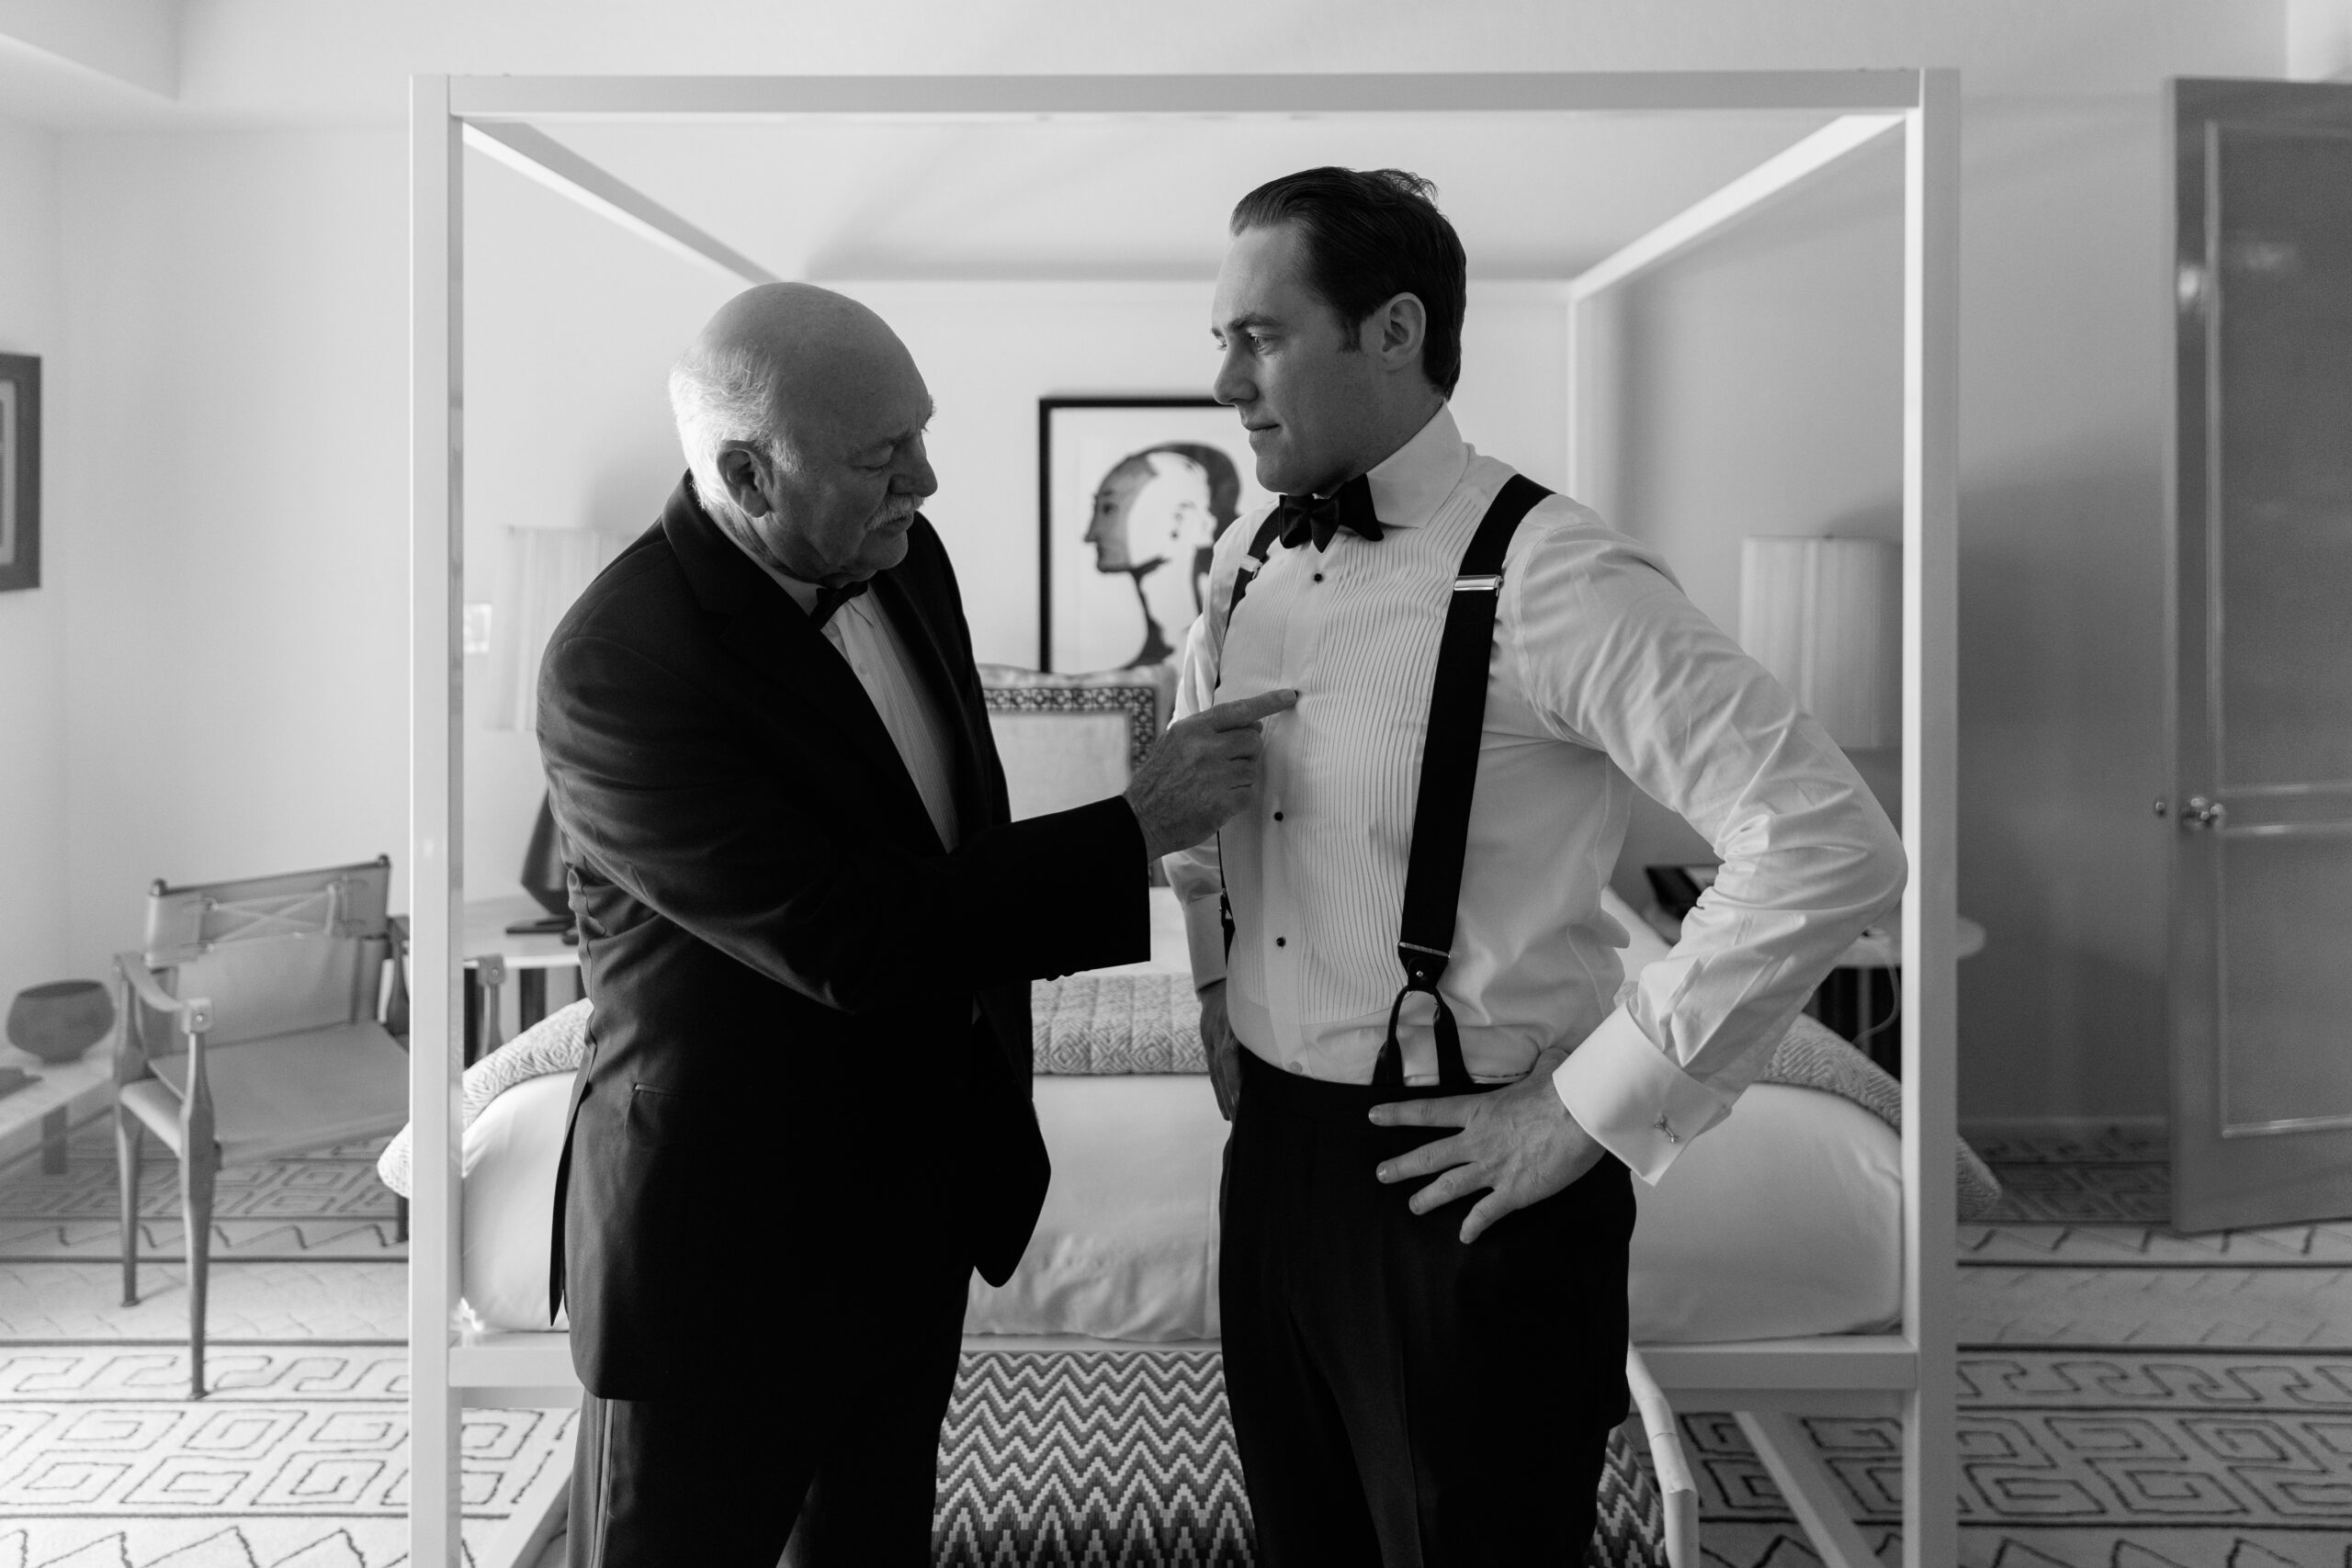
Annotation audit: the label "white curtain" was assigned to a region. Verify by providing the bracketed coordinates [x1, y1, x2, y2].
[492, 527, 629, 732]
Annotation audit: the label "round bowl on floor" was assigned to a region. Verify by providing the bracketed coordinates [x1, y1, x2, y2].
[7, 979, 116, 1064]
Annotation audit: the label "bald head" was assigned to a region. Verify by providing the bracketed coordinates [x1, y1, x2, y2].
[671, 283, 937, 586]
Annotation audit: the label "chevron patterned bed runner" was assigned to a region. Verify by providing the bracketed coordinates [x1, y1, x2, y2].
[936, 1350, 1666, 1567]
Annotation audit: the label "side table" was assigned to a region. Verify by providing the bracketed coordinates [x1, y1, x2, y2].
[461, 895, 584, 1065]
[1811, 916, 1986, 1077]
[1639, 908, 1986, 1079]
[0, 1043, 115, 1174]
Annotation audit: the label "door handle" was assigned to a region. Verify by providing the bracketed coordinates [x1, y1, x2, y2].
[2180, 795, 2226, 830]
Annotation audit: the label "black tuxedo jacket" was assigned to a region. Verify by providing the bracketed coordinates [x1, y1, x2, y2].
[537, 477, 1148, 1399]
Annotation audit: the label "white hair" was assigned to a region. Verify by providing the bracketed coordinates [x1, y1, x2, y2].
[668, 339, 794, 520]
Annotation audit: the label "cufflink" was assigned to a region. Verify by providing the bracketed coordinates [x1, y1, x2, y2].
[1653, 1113, 1679, 1145]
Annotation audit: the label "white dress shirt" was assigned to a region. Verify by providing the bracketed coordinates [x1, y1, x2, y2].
[1165, 405, 1905, 1183]
[734, 543, 963, 852]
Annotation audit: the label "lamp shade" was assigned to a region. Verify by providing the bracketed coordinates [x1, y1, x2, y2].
[1738, 536, 1901, 750]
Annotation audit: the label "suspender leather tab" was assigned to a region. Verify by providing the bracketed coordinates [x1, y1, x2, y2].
[1374, 473, 1553, 1091]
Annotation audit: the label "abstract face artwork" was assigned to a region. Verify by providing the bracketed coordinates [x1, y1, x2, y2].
[1042, 400, 1267, 672]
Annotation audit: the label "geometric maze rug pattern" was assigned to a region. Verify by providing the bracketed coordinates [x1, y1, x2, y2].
[0, 1345, 568, 1568]
[0, 1125, 405, 1265]
[1691, 1350, 2352, 1567]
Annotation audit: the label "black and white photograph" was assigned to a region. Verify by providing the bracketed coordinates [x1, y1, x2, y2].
[1039, 398, 1270, 673]
[0, 9, 2348, 1568]
[0, 352, 36, 592]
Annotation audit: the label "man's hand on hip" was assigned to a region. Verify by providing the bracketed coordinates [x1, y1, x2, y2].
[1197, 980, 1242, 1121]
[1125, 689, 1299, 861]
[1366, 1045, 1606, 1244]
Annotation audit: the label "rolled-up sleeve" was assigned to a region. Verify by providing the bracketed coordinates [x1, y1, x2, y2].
[1510, 522, 1907, 1183]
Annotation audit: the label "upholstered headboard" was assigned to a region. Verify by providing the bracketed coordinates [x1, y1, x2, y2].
[977, 661, 1175, 819]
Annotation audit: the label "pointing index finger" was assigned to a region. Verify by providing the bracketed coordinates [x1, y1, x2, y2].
[1207, 689, 1301, 729]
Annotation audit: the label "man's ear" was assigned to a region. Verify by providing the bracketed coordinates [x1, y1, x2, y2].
[714, 443, 775, 518]
[1375, 292, 1428, 375]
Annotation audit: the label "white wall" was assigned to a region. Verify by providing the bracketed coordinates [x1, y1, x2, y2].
[1950, 98, 2181, 1122]
[56, 130, 410, 975]
[1600, 134, 1906, 902]
[0, 116, 69, 1010]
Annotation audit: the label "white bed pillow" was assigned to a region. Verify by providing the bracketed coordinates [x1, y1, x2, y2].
[966, 1075, 1225, 1342]
[460, 1069, 574, 1333]
[1627, 1083, 1900, 1341]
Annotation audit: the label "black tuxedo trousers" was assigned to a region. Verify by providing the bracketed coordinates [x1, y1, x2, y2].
[538, 478, 1150, 1562]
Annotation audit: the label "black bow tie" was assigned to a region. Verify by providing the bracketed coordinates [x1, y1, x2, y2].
[808, 578, 870, 629]
[1276, 476, 1386, 552]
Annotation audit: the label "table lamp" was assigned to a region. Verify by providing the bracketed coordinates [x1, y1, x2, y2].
[1738, 536, 1901, 750]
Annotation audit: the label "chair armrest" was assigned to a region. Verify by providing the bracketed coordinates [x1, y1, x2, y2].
[384, 916, 412, 1040]
[115, 953, 187, 1018]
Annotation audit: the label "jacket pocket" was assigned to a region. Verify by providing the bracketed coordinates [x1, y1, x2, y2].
[625, 1083, 700, 1147]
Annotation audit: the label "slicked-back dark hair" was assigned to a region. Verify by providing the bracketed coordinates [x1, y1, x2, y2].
[1229, 166, 1466, 396]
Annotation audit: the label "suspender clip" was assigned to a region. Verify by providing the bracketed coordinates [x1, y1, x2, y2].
[1453, 573, 1503, 594]
[1396, 940, 1452, 988]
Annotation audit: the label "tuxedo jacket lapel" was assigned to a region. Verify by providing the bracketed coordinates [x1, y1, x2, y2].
[662, 482, 943, 850]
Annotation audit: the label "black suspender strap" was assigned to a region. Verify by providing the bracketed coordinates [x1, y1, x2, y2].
[1375, 474, 1553, 1091]
[1219, 511, 1292, 957]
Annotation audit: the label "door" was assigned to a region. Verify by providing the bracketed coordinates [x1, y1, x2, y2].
[2168, 79, 2352, 1233]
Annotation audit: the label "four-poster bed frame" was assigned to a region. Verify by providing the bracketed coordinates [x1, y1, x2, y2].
[409, 69, 1958, 1568]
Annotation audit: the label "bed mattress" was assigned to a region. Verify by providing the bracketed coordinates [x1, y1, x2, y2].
[452, 1066, 1901, 1344]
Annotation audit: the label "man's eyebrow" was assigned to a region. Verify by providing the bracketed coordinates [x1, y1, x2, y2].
[857, 405, 933, 456]
[1212, 311, 1280, 338]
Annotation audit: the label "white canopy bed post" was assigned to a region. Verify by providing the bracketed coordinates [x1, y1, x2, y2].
[408, 72, 1963, 1568]
[408, 72, 465, 1568]
[1559, 69, 1959, 1568]
[1897, 65, 1962, 1568]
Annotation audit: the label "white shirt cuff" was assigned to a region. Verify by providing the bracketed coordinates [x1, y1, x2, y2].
[1179, 889, 1228, 989]
[1552, 1006, 1734, 1186]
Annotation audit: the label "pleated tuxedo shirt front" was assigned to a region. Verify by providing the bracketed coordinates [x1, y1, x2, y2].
[1166, 404, 1905, 1183]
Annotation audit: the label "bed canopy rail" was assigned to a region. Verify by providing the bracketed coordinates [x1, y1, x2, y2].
[411, 68, 1958, 1568]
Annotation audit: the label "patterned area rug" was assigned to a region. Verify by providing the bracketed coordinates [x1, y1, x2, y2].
[0, 1129, 404, 1266]
[0, 1344, 568, 1567]
[6, 1119, 2351, 1566]
[1678, 1129, 2352, 1567]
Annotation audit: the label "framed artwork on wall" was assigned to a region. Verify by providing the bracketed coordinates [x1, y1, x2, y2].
[1037, 396, 1271, 673]
[0, 354, 38, 592]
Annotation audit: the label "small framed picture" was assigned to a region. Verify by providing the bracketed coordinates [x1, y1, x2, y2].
[1038, 397, 1272, 673]
[0, 354, 38, 593]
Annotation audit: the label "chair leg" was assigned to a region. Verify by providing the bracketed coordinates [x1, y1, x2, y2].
[396, 1195, 409, 1245]
[116, 1108, 143, 1307]
[183, 1148, 216, 1400]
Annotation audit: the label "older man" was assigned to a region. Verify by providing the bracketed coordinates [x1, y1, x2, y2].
[538, 283, 1292, 1566]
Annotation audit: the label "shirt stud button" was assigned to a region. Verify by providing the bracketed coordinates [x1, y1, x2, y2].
[1272, 811, 1283, 822]
[1313, 573, 1325, 582]
[1275, 937, 1286, 947]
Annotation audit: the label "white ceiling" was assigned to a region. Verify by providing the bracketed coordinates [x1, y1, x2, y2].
[538, 110, 1876, 282]
[0, 1, 2297, 130]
